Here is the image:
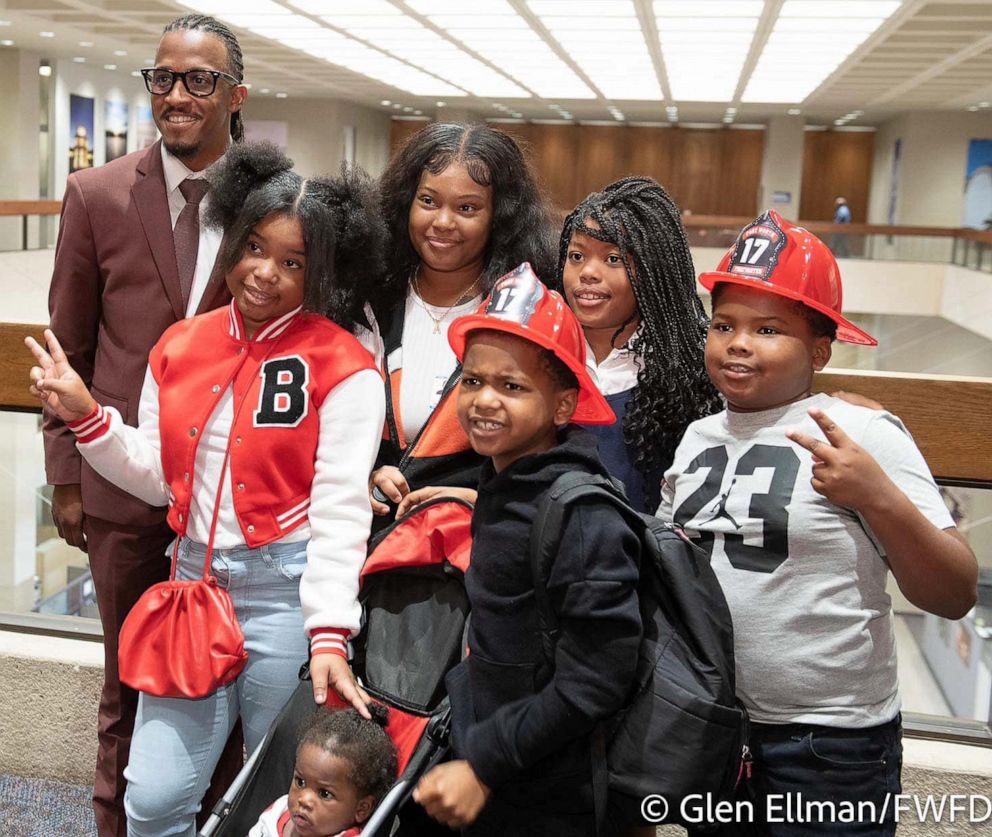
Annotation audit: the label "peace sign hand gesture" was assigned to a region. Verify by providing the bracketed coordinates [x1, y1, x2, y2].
[786, 407, 890, 513]
[25, 329, 96, 423]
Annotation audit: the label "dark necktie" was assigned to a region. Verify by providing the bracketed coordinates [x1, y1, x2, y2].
[175, 178, 210, 313]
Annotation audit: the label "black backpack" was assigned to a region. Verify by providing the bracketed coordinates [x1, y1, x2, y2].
[529, 471, 750, 829]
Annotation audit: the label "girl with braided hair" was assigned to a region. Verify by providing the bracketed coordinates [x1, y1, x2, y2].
[26, 141, 387, 837]
[557, 176, 722, 512]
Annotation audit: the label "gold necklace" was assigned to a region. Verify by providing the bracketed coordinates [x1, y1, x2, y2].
[412, 266, 482, 335]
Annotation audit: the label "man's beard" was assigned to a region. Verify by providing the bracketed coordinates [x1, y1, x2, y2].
[163, 138, 200, 159]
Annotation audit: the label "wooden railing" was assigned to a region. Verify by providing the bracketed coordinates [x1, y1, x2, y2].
[11, 201, 992, 255]
[0, 323, 38, 411]
[813, 371, 992, 486]
[3, 321, 990, 485]
[0, 200, 62, 250]
[680, 215, 991, 240]
[680, 216, 992, 267]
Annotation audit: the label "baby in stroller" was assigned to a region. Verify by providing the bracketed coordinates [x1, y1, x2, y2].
[250, 707, 398, 837]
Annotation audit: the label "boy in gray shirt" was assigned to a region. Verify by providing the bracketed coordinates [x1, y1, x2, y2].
[659, 210, 977, 836]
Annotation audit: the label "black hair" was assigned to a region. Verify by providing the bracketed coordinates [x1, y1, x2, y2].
[802, 306, 838, 340]
[373, 122, 557, 313]
[556, 177, 722, 481]
[464, 328, 579, 393]
[163, 14, 245, 142]
[298, 704, 397, 807]
[710, 283, 839, 341]
[540, 349, 579, 393]
[205, 141, 387, 330]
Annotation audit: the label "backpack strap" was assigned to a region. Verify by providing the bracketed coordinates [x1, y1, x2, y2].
[529, 471, 637, 837]
[528, 471, 633, 668]
[372, 294, 463, 506]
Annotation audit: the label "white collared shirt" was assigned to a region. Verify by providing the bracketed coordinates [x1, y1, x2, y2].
[161, 144, 224, 316]
[584, 334, 642, 396]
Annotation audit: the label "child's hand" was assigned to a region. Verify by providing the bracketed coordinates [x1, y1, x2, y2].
[25, 329, 96, 423]
[831, 390, 885, 411]
[396, 486, 477, 519]
[786, 407, 892, 512]
[413, 760, 490, 828]
[369, 466, 409, 515]
[310, 654, 372, 720]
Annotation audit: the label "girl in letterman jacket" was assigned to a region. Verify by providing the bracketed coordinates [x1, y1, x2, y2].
[27, 143, 388, 834]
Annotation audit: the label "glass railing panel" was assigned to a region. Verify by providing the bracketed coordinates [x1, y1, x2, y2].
[900, 485, 992, 730]
[0, 410, 98, 628]
[863, 234, 955, 263]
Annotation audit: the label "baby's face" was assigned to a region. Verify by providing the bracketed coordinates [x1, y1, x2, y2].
[287, 744, 370, 837]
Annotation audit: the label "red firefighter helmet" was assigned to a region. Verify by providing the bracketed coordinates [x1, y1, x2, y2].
[699, 209, 876, 346]
[448, 262, 615, 425]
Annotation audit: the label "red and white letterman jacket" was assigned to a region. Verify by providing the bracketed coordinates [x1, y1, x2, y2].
[69, 302, 385, 656]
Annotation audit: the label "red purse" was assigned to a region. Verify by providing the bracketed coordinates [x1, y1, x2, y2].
[119, 437, 248, 699]
[118, 552, 248, 699]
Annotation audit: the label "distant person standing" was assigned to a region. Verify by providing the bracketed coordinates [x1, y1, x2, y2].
[831, 195, 852, 257]
[43, 14, 247, 836]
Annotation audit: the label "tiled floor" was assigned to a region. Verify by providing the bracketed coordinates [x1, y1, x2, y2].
[835, 312, 992, 378]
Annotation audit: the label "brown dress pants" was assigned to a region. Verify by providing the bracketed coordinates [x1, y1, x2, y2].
[85, 516, 244, 837]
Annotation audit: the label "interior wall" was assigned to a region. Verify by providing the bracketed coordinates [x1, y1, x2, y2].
[52, 58, 148, 200]
[758, 115, 804, 220]
[0, 48, 42, 249]
[867, 114, 910, 227]
[868, 111, 992, 227]
[800, 129, 875, 222]
[245, 96, 392, 178]
[46, 67, 393, 198]
[389, 119, 765, 216]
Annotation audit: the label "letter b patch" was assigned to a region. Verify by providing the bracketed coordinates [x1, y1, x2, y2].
[254, 356, 309, 427]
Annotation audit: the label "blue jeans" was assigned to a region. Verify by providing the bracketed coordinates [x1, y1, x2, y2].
[123, 537, 311, 837]
[696, 715, 902, 837]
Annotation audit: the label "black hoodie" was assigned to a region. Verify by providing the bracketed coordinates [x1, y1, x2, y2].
[447, 427, 642, 815]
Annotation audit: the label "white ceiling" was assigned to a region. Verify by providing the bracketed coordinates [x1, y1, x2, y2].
[2, 0, 992, 126]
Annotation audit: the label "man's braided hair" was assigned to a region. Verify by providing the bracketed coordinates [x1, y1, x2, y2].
[163, 14, 245, 142]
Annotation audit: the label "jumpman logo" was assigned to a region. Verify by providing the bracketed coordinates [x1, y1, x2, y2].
[704, 478, 742, 529]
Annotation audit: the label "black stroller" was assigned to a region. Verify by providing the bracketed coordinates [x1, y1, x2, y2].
[197, 497, 474, 836]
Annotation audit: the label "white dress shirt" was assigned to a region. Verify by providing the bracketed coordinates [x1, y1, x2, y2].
[584, 333, 643, 396]
[161, 144, 224, 316]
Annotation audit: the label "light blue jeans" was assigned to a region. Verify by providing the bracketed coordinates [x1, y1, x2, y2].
[123, 537, 310, 837]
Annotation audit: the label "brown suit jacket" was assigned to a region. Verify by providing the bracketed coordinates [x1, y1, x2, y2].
[45, 141, 231, 525]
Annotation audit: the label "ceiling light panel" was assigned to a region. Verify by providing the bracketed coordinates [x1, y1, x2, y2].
[411, 1, 595, 99]
[293, 25, 465, 96]
[742, 0, 902, 103]
[289, 0, 401, 13]
[528, 1, 661, 100]
[185, 0, 467, 97]
[309, 7, 529, 98]
[179, 0, 289, 14]
[655, 1, 760, 102]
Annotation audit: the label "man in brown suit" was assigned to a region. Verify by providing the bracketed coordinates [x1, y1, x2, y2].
[44, 15, 248, 836]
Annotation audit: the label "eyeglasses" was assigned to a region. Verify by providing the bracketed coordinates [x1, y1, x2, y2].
[140, 67, 240, 98]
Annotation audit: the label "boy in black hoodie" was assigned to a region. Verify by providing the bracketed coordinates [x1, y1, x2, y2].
[413, 264, 643, 836]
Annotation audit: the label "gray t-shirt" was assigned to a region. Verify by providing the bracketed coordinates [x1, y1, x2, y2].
[658, 393, 954, 728]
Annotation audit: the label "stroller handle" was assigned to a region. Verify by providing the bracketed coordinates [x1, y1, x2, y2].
[360, 735, 451, 836]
